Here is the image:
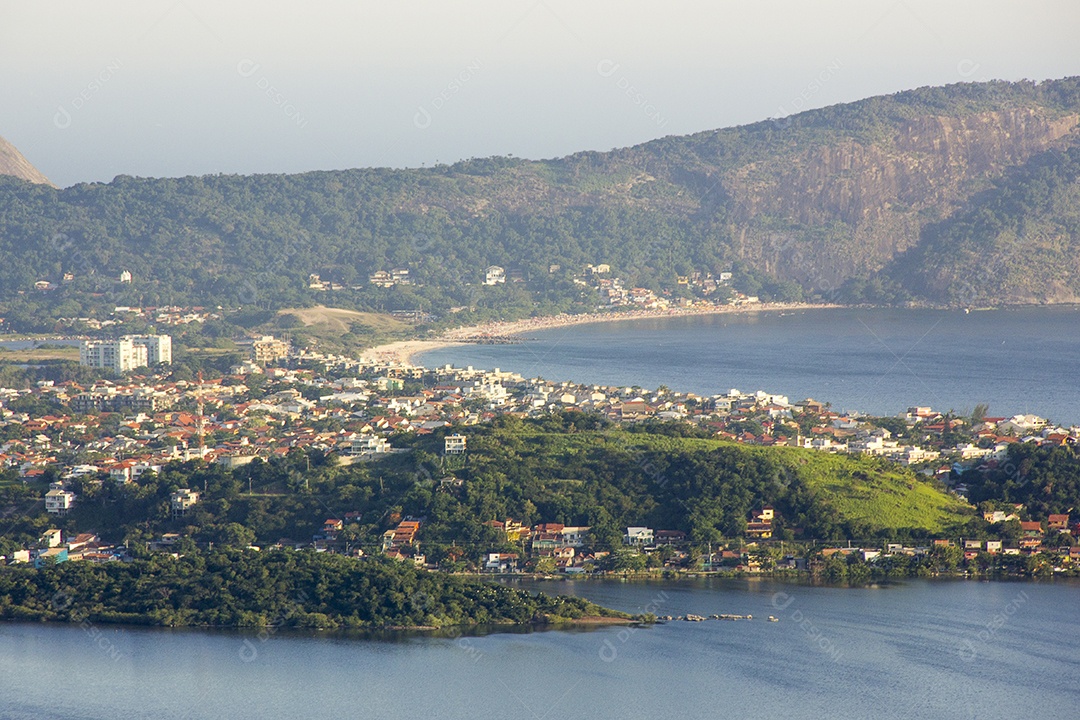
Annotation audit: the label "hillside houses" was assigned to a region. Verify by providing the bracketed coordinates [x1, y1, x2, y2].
[4, 321, 1080, 577]
[5, 354, 1076, 490]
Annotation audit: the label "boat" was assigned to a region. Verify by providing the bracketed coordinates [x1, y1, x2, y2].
[768, 616, 779, 622]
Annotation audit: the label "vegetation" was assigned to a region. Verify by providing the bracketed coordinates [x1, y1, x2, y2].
[2, 414, 972, 563]
[964, 442, 1080, 517]
[411, 415, 971, 544]
[3, 78, 1080, 332]
[0, 550, 631, 629]
[887, 143, 1080, 305]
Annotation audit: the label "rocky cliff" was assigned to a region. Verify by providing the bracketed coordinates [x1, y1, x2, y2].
[0, 136, 52, 186]
[720, 108, 1079, 291]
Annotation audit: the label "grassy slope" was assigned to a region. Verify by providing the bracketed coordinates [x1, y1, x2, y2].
[763, 446, 970, 533]
[515, 429, 970, 534]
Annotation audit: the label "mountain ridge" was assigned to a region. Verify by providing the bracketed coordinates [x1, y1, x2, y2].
[1, 76, 1080, 323]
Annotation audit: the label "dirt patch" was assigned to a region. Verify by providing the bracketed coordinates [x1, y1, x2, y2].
[278, 306, 411, 335]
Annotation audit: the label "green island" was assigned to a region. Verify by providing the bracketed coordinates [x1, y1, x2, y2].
[0, 550, 634, 630]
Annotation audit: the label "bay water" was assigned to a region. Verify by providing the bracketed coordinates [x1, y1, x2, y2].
[418, 306, 1080, 424]
[0, 579, 1076, 719]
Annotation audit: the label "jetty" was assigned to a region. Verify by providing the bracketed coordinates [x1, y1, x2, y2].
[666, 613, 754, 622]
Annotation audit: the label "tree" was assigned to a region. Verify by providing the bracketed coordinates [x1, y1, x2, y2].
[215, 523, 256, 549]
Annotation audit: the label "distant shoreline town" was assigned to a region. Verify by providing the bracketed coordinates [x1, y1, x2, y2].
[2, 312, 1075, 578]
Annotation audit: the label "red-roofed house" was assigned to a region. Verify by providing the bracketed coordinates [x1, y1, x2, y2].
[1048, 514, 1070, 532]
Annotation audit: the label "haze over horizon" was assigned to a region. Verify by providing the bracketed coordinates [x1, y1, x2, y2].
[3, 0, 1079, 188]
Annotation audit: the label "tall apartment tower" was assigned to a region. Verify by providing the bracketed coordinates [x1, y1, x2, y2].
[79, 334, 172, 372]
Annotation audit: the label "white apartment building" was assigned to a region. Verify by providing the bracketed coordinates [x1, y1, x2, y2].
[80, 337, 146, 372]
[80, 334, 172, 372]
[132, 334, 172, 364]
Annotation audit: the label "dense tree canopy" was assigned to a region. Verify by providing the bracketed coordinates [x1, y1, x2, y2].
[3, 78, 1080, 329]
[0, 550, 627, 629]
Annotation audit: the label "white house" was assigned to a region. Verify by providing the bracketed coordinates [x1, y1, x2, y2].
[484, 552, 520, 573]
[45, 490, 76, 516]
[444, 434, 467, 455]
[41, 529, 63, 547]
[999, 414, 1047, 435]
[484, 266, 506, 285]
[467, 381, 509, 404]
[624, 526, 654, 546]
[170, 488, 199, 516]
[344, 435, 391, 457]
[561, 526, 591, 547]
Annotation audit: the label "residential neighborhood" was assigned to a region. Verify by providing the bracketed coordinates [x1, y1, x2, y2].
[2, 333, 1078, 575]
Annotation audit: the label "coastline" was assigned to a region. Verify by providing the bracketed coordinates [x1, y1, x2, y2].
[364, 302, 842, 365]
[358, 339, 469, 366]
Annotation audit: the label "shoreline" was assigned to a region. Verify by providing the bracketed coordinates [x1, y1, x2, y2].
[363, 302, 842, 365]
[357, 338, 470, 366]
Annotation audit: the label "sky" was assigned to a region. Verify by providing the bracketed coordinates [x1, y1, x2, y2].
[2, 0, 1079, 187]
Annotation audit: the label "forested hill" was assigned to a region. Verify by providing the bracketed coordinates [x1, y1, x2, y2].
[2, 77, 1080, 323]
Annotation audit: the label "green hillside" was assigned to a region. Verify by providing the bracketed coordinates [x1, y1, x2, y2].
[760, 446, 970, 534]
[2, 77, 1080, 329]
[884, 143, 1080, 305]
[407, 415, 973, 542]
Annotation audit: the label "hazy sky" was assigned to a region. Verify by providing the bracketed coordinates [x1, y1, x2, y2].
[3, 0, 1078, 187]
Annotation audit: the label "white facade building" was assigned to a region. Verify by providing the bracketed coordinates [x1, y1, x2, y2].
[170, 488, 199, 516]
[131, 334, 172, 365]
[344, 435, 391, 457]
[80, 335, 172, 372]
[45, 489, 76, 515]
[444, 434, 467, 455]
[80, 338, 146, 372]
[624, 526, 654, 546]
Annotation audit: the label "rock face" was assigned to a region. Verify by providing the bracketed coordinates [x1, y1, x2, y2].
[0, 136, 52, 186]
[730, 110, 1077, 225]
[721, 109, 1080, 289]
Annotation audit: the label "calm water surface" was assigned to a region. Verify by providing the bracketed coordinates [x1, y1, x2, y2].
[0, 338, 81, 350]
[418, 306, 1080, 424]
[1, 579, 1076, 719]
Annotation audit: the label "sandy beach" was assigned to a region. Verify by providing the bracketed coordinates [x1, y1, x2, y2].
[357, 339, 468, 365]
[438, 301, 842, 342]
[362, 302, 841, 366]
